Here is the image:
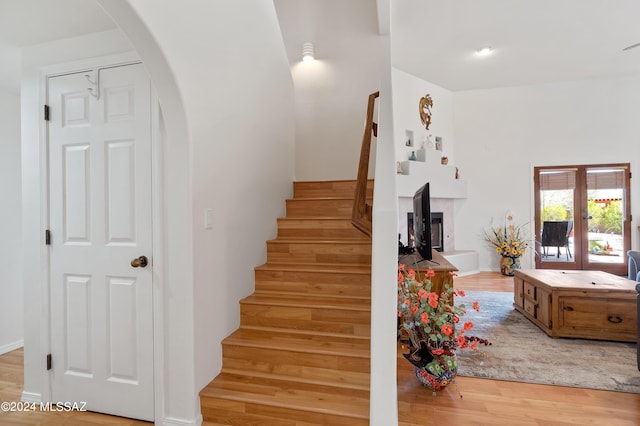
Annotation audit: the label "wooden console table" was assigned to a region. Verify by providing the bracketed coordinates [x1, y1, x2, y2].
[398, 250, 458, 294]
[513, 269, 637, 342]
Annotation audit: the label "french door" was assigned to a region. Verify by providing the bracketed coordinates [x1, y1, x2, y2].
[534, 164, 631, 275]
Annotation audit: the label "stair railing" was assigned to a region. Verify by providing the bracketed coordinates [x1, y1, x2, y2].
[351, 91, 379, 237]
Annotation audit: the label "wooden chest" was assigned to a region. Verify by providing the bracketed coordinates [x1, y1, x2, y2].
[513, 269, 637, 342]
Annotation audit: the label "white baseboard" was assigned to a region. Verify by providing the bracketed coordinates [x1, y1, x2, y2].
[0, 340, 24, 355]
[163, 414, 203, 426]
[21, 391, 42, 403]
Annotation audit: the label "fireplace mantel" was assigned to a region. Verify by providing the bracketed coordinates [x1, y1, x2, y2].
[396, 159, 467, 199]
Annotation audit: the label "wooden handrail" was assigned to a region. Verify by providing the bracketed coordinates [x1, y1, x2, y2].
[351, 91, 379, 237]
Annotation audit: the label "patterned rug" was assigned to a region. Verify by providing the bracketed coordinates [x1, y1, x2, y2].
[456, 290, 640, 393]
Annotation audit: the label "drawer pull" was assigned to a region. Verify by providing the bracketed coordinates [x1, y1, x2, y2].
[607, 315, 623, 324]
[564, 306, 574, 312]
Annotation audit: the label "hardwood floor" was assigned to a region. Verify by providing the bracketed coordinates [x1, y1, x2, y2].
[397, 271, 640, 426]
[2, 272, 638, 425]
[0, 349, 150, 425]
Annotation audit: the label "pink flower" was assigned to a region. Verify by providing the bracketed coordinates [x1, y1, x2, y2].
[420, 312, 429, 323]
[457, 335, 467, 348]
[418, 289, 428, 299]
[473, 301, 480, 312]
[426, 269, 436, 278]
[427, 293, 438, 308]
[441, 324, 453, 336]
[463, 321, 474, 331]
[432, 349, 444, 355]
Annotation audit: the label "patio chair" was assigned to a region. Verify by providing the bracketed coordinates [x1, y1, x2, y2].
[628, 250, 640, 282]
[541, 221, 573, 260]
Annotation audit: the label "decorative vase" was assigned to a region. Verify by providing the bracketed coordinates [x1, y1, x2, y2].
[413, 354, 458, 390]
[500, 255, 521, 276]
[403, 347, 457, 390]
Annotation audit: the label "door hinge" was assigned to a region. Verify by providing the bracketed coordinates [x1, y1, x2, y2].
[44, 105, 50, 121]
[45, 229, 51, 245]
[46, 354, 52, 370]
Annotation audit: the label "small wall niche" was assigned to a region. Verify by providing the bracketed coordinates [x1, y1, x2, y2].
[405, 129, 414, 147]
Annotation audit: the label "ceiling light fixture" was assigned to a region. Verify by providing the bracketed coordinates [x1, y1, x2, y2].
[302, 43, 315, 62]
[475, 46, 493, 57]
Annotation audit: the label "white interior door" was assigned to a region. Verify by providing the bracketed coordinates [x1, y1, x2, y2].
[48, 63, 154, 421]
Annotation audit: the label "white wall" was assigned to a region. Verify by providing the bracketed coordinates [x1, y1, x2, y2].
[0, 90, 23, 354]
[391, 68, 455, 166]
[275, 0, 387, 181]
[101, 1, 295, 424]
[453, 75, 640, 271]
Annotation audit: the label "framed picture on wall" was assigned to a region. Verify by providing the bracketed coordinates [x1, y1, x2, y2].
[435, 136, 443, 151]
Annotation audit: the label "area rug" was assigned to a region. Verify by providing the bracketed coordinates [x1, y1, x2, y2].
[455, 290, 640, 393]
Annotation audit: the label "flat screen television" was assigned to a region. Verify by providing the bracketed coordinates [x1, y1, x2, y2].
[413, 182, 432, 261]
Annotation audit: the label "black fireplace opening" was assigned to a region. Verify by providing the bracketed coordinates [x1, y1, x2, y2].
[431, 212, 443, 252]
[407, 212, 444, 252]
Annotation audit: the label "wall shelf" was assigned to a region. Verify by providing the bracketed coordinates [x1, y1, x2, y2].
[396, 157, 467, 199]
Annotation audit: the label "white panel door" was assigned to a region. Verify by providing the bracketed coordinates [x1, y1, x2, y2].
[48, 63, 154, 421]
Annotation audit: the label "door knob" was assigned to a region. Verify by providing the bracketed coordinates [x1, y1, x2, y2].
[131, 255, 148, 268]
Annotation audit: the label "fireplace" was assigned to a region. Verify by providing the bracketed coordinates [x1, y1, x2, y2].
[407, 212, 444, 252]
[431, 212, 444, 252]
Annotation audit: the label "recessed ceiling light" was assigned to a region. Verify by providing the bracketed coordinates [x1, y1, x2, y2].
[475, 47, 493, 57]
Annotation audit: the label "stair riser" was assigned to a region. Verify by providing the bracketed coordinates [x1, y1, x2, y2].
[277, 219, 367, 239]
[201, 398, 369, 426]
[293, 180, 373, 199]
[222, 345, 369, 388]
[267, 242, 371, 265]
[285, 199, 356, 218]
[255, 281, 370, 299]
[241, 305, 370, 337]
[254, 269, 371, 298]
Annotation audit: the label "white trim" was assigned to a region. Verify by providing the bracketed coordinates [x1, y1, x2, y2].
[151, 91, 166, 423]
[40, 52, 164, 421]
[39, 52, 141, 79]
[21, 391, 41, 404]
[0, 340, 24, 355]
[162, 415, 203, 426]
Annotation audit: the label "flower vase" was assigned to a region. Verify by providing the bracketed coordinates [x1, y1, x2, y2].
[413, 353, 458, 390]
[500, 255, 521, 276]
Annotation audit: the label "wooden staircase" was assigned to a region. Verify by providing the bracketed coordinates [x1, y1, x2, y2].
[200, 180, 373, 425]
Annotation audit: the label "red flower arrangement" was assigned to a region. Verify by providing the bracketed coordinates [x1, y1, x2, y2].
[397, 264, 490, 372]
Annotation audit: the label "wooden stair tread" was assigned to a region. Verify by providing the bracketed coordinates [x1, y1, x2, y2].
[254, 289, 370, 301]
[256, 263, 371, 274]
[219, 367, 370, 392]
[200, 373, 370, 419]
[241, 294, 371, 311]
[268, 238, 371, 244]
[239, 325, 371, 340]
[224, 328, 370, 357]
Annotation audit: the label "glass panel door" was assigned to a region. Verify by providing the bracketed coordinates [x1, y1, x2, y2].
[583, 165, 630, 274]
[535, 164, 631, 275]
[535, 168, 579, 269]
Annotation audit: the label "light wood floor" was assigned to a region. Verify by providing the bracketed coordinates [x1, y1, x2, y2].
[2, 272, 639, 425]
[0, 349, 151, 425]
[398, 271, 640, 426]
